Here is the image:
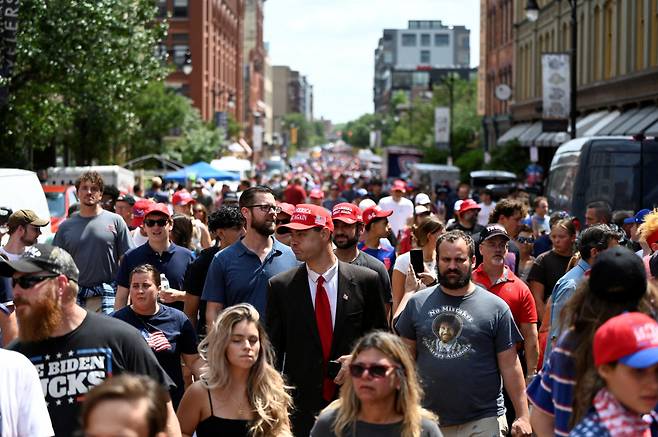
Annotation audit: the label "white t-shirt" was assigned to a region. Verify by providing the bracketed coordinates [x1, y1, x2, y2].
[378, 196, 414, 238]
[0, 349, 54, 437]
[477, 201, 496, 226]
[393, 251, 436, 274]
[0, 245, 24, 261]
[131, 227, 148, 246]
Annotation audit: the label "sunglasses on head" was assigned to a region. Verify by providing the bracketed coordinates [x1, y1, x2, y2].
[517, 237, 535, 244]
[349, 363, 399, 379]
[12, 274, 59, 289]
[144, 218, 169, 227]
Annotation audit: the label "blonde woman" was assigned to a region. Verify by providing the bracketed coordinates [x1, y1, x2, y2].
[311, 331, 442, 437]
[176, 303, 293, 437]
[391, 216, 444, 314]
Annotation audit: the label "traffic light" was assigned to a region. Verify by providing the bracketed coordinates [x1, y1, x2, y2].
[290, 127, 298, 145]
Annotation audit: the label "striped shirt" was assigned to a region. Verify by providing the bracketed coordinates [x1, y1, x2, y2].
[527, 330, 577, 437]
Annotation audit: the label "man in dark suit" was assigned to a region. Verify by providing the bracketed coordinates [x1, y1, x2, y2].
[267, 204, 388, 436]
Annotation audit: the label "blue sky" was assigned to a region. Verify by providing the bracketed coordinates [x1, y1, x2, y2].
[264, 0, 480, 124]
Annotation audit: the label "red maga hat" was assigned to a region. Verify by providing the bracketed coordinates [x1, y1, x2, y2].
[278, 204, 334, 233]
[309, 188, 325, 199]
[362, 205, 393, 227]
[144, 203, 171, 218]
[332, 202, 362, 224]
[594, 312, 658, 368]
[132, 199, 156, 227]
[172, 190, 195, 206]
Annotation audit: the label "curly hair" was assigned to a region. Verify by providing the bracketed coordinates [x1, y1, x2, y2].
[75, 171, 105, 193]
[488, 198, 527, 224]
[208, 206, 246, 233]
[638, 209, 658, 246]
[199, 304, 293, 437]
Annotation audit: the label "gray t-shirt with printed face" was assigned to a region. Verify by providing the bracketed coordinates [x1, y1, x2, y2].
[53, 210, 135, 287]
[395, 284, 522, 426]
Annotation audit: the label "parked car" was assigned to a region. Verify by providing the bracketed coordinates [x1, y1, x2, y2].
[470, 170, 518, 200]
[0, 169, 53, 242]
[43, 185, 78, 233]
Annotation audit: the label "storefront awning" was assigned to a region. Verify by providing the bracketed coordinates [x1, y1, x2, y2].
[581, 110, 622, 136]
[646, 119, 658, 137]
[612, 106, 658, 135]
[496, 123, 531, 146]
[597, 108, 641, 136]
[519, 122, 544, 147]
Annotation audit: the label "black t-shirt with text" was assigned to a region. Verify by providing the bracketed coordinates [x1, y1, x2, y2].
[10, 312, 174, 437]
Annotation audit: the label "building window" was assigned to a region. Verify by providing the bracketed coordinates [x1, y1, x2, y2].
[434, 34, 449, 46]
[156, 0, 167, 18]
[412, 71, 429, 86]
[173, 0, 188, 18]
[173, 44, 189, 68]
[402, 34, 417, 46]
[420, 50, 431, 64]
[421, 34, 431, 46]
[383, 51, 393, 63]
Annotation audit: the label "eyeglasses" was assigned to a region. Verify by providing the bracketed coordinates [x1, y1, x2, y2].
[144, 218, 169, 227]
[12, 274, 59, 289]
[517, 237, 535, 244]
[349, 363, 399, 379]
[246, 204, 281, 214]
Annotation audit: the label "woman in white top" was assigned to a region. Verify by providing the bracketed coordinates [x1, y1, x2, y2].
[391, 216, 444, 314]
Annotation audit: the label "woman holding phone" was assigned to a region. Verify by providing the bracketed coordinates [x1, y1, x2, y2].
[391, 216, 444, 314]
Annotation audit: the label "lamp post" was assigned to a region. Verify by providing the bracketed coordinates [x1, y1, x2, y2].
[526, 0, 577, 139]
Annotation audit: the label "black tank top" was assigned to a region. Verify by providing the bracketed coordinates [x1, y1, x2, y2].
[195, 389, 250, 437]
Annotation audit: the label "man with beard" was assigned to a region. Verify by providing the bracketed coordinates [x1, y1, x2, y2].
[396, 230, 531, 437]
[267, 204, 388, 436]
[202, 186, 297, 321]
[331, 202, 392, 319]
[0, 244, 181, 437]
[0, 209, 49, 261]
[53, 171, 135, 314]
[446, 199, 484, 236]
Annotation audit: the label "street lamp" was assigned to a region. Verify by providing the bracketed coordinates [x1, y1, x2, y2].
[526, 0, 578, 139]
[182, 49, 193, 75]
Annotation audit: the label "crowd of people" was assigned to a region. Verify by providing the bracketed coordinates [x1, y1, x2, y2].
[1, 161, 658, 437]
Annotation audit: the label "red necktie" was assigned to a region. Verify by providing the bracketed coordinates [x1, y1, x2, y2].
[315, 275, 334, 401]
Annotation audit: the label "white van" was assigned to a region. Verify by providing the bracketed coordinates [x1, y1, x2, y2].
[0, 169, 53, 242]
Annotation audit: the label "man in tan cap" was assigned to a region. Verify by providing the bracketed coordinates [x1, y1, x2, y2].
[0, 209, 49, 262]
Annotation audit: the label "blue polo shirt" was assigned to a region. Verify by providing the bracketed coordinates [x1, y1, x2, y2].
[201, 237, 298, 317]
[116, 242, 195, 311]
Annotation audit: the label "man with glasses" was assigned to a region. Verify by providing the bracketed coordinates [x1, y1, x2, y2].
[114, 203, 194, 312]
[53, 171, 135, 314]
[202, 186, 297, 322]
[0, 244, 181, 437]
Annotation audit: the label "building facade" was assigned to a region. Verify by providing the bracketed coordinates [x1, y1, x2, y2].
[507, 0, 658, 167]
[160, 0, 244, 125]
[373, 20, 471, 113]
[272, 65, 314, 142]
[242, 0, 266, 154]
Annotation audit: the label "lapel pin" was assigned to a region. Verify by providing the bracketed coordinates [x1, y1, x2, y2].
[343, 293, 349, 300]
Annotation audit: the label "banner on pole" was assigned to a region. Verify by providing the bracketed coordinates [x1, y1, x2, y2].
[434, 106, 450, 151]
[541, 53, 570, 132]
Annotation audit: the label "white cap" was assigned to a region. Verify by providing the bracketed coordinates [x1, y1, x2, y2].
[358, 198, 377, 210]
[415, 205, 430, 215]
[415, 193, 431, 205]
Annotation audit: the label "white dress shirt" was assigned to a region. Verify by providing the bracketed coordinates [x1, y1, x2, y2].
[307, 261, 339, 327]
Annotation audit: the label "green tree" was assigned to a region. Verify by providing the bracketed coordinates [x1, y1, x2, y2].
[282, 113, 321, 148]
[0, 0, 168, 166]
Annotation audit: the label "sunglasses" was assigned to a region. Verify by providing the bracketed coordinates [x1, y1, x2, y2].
[144, 218, 169, 227]
[246, 204, 282, 214]
[275, 219, 290, 225]
[517, 237, 535, 244]
[349, 363, 399, 379]
[13, 274, 59, 289]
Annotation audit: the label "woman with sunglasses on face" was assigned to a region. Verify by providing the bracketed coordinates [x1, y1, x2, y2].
[176, 303, 293, 437]
[516, 224, 535, 282]
[311, 331, 442, 437]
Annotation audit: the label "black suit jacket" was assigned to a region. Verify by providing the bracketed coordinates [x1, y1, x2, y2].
[266, 261, 388, 413]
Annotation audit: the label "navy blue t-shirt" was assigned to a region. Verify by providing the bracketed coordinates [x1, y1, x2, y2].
[116, 242, 194, 311]
[112, 305, 198, 407]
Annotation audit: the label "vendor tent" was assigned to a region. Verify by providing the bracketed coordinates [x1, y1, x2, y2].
[163, 161, 240, 184]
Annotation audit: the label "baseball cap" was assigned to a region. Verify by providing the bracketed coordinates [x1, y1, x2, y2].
[624, 209, 651, 225]
[358, 198, 376, 210]
[362, 206, 393, 227]
[458, 199, 481, 214]
[116, 193, 136, 206]
[415, 193, 431, 205]
[0, 244, 79, 282]
[391, 180, 406, 192]
[332, 202, 362, 224]
[172, 190, 195, 206]
[132, 199, 156, 227]
[356, 188, 368, 197]
[8, 209, 50, 228]
[589, 246, 647, 303]
[479, 224, 510, 242]
[309, 188, 325, 199]
[594, 312, 658, 368]
[278, 204, 334, 233]
[277, 202, 295, 217]
[223, 192, 238, 203]
[415, 205, 430, 215]
[144, 203, 171, 218]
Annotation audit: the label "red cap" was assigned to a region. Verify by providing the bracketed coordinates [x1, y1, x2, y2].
[144, 203, 171, 219]
[458, 199, 481, 214]
[278, 204, 334, 233]
[391, 180, 406, 193]
[594, 312, 658, 368]
[309, 188, 325, 199]
[172, 190, 195, 206]
[332, 202, 362, 224]
[132, 199, 156, 227]
[277, 202, 295, 217]
[362, 205, 393, 227]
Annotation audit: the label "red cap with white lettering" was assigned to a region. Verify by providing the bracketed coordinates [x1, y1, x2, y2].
[277, 203, 334, 233]
[594, 312, 658, 368]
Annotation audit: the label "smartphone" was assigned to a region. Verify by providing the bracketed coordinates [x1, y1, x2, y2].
[410, 249, 424, 277]
[327, 360, 342, 379]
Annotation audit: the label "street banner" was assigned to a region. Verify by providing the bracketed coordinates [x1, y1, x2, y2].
[434, 106, 450, 151]
[0, 0, 20, 106]
[541, 53, 570, 132]
[252, 124, 263, 152]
